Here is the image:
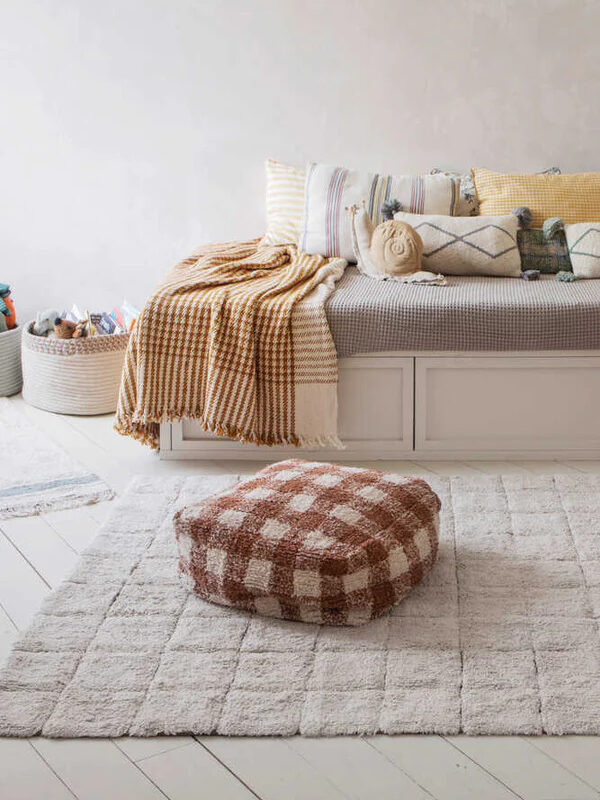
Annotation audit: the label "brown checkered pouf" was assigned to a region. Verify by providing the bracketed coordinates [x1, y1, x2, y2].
[174, 459, 441, 625]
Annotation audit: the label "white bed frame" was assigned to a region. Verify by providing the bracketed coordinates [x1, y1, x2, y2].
[160, 351, 600, 460]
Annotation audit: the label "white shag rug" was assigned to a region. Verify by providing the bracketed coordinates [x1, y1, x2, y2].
[1, 471, 600, 737]
[0, 399, 113, 518]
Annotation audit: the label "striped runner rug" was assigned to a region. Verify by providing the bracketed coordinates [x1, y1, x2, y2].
[0, 399, 113, 519]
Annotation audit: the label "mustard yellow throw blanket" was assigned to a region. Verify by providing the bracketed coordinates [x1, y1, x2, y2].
[115, 240, 346, 449]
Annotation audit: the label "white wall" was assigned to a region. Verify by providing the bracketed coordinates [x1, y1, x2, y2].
[3, 0, 599, 321]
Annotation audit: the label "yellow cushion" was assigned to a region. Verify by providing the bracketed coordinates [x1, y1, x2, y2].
[472, 168, 600, 228]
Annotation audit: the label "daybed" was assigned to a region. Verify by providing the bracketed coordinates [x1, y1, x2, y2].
[161, 269, 600, 460]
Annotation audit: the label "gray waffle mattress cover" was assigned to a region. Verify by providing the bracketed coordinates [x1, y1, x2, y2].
[326, 268, 600, 356]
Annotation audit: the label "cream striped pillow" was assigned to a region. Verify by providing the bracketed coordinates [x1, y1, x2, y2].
[262, 159, 305, 245]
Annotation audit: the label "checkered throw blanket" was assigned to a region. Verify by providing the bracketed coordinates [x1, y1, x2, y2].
[115, 240, 346, 449]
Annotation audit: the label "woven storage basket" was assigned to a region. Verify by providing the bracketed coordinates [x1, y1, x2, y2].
[21, 321, 129, 415]
[0, 325, 23, 397]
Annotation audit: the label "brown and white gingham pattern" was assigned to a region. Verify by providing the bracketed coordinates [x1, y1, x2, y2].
[115, 240, 345, 449]
[174, 460, 440, 626]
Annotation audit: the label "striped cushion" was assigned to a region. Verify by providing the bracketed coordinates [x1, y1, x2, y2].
[301, 163, 460, 262]
[472, 168, 600, 228]
[261, 159, 305, 246]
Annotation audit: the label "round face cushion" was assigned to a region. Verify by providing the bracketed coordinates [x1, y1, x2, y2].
[174, 459, 440, 626]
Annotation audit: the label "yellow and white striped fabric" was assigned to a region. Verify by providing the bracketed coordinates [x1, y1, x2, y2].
[472, 168, 600, 228]
[261, 159, 305, 245]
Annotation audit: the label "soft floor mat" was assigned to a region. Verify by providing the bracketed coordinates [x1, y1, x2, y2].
[0, 399, 113, 518]
[1, 471, 599, 736]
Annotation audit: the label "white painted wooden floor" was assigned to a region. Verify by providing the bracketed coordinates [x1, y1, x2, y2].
[2, 393, 600, 800]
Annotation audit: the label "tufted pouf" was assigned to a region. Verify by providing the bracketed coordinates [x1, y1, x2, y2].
[174, 459, 440, 625]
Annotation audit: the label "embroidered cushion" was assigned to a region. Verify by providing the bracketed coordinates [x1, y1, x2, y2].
[564, 223, 600, 278]
[174, 459, 441, 626]
[472, 168, 600, 228]
[393, 211, 521, 277]
[261, 159, 306, 246]
[517, 225, 571, 274]
[300, 162, 459, 262]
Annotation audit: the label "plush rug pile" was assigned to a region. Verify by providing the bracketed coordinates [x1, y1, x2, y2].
[1, 471, 599, 736]
[0, 399, 113, 519]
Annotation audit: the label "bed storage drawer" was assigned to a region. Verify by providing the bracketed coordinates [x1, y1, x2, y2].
[168, 356, 414, 458]
[415, 356, 600, 453]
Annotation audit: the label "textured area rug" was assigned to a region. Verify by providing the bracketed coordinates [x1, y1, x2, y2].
[1, 471, 600, 736]
[0, 399, 113, 518]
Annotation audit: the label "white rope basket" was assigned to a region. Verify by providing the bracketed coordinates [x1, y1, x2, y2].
[0, 325, 23, 397]
[21, 321, 130, 415]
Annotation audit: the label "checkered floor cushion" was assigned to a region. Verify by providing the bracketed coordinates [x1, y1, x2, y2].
[174, 460, 441, 626]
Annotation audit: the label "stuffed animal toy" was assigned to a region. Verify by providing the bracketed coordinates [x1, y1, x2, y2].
[33, 308, 60, 336]
[54, 318, 77, 339]
[347, 203, 444, 283]
[72, 320, 89, 338]
[370, 219, 424, 277]
[0, 283, 16, 329]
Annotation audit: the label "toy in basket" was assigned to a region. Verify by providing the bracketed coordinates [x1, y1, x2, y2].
[0, 283, 22, 397]
[22, 302, 138, 415]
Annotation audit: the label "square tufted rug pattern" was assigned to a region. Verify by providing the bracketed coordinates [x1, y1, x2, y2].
[1, 471, 600, 737]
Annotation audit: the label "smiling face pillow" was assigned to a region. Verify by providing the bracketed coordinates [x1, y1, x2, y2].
[369, 220, 423, 276]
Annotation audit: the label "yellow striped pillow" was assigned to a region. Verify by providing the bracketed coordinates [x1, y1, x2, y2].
[472, 168, 600, 229]
[261, 159, 305, 245]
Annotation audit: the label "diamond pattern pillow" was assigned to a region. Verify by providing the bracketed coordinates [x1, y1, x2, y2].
[394, 210, 522, 276]
[174, 459, 440, 626]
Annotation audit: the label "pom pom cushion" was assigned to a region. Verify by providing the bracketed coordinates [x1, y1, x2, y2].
[174, 459, 440, 626]
[393, 210, 521, 277]
[300, 162, 459, 262]
[472, 168, 600, 228]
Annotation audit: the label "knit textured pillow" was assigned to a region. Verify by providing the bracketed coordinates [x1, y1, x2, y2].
[175, 459, 441, 626]
[261, 159, 306, 246]
[472, 168, 600, 228]
[301, 163, 459, 262]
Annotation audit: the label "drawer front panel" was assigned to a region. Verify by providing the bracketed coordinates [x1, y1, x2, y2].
[415, 356, 600, 451]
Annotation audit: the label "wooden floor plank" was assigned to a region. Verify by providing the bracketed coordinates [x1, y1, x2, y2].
[446, 736, 599, 800]
[201, 736, 347, 800]
[463, 461, 530, 475]
[1, 515, 79, 588]
[526, 736, 600, 793]
[0, 604, 18, 668]
[114, 736, 196, 763]
[31, 738, 169, 800]
[139, 741, 259, 800]
[0, 527, 50, 629]
[289, 736, 433, 800]
[0, 739, 76, 799]
[562, 460, 600, 474]
[369, 735, 520, 800]
[519, 460, 582, 475]
[416, 461, 483, 477]
[43, 507, 102, 555]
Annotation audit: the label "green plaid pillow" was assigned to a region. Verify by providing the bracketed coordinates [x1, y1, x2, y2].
[517, 224, 572, 274]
